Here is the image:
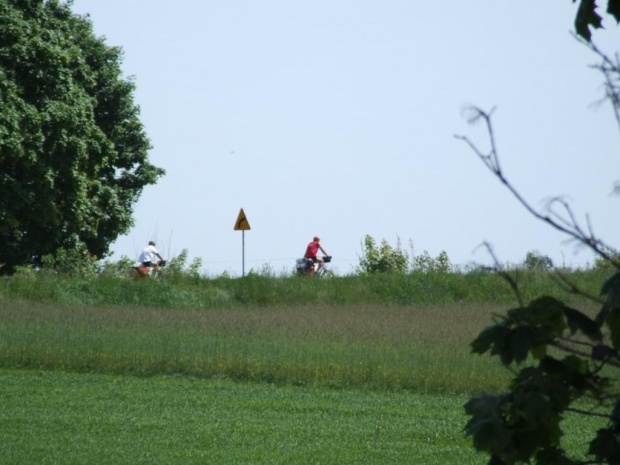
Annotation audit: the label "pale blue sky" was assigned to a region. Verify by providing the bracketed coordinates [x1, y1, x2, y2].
[71, 0, 620, 276]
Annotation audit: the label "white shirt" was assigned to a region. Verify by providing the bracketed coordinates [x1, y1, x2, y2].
[138, 245, 160, 263]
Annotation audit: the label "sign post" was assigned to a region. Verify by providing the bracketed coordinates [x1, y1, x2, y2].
[233, 208, 251, 276]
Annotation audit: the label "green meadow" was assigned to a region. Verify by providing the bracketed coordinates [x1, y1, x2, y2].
[0, 270, 608, 464]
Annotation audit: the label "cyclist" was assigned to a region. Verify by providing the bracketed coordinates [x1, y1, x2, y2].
[138, 241, 166, 271]
[304, 236, 330, 273]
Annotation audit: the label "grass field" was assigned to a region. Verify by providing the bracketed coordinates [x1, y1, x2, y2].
[0, 301, 516, 392]
[0, 369, 484, 464]
[0, 369, 604, 465]
[0, 271, 608, 463]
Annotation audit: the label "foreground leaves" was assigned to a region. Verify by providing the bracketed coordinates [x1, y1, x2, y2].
[465, 274, 620, 464]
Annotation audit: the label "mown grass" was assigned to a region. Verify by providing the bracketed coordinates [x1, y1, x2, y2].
[0, 369, 605, 465]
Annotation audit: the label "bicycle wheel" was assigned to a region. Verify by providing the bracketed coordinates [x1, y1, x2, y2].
[316, 268, 333, 278]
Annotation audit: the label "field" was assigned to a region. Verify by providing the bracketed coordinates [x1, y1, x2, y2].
[1, 369, 490, 464]
[0, 270, 608, 463]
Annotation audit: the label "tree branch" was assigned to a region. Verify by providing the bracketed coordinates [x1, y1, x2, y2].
[455, 106, 620, 270]
[477, 241, 525, 307]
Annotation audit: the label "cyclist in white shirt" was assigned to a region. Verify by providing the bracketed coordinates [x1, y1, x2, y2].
[138, 241, 166, 270]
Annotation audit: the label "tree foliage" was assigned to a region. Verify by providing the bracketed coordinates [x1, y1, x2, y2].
[357, 235, 409, 274]
[523, 251, 552, 271]
[0, 0, 164, 274]
[411, 249, 452, 273]
[457, 34, 620, 464]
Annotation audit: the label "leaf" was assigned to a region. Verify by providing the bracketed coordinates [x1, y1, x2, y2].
[464, 395, 512, 453]
[470, 326, 495, 355]
[611, 400, 620, 423]
[606, 309, 620, 350]
[522, 392, 552, 428]
[589, 428, 620, 462]
[535, 448, 579, 465]
[510, 326, 534, 364]
[563, 307, 602, 341]
[592, 344, 616, 362]
[596, 273, 620, 327]
[601, 272, 620, 296]
[609, 0, 620, 23]
[575, 0, 603, 41]
[531, 344, 547, 360]
[521, 297, 567, 336]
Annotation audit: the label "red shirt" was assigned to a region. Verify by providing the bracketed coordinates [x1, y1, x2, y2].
[305, 241, 320, 259]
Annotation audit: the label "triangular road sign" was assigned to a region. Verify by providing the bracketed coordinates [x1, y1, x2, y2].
[234, 208, 251, 231]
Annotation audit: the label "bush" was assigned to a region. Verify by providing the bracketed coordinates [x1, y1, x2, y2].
[357, 235, 409, 274]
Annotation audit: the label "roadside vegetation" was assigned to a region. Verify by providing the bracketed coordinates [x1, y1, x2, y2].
[0, 238, 610, 310]
[0, 243, 609, 393]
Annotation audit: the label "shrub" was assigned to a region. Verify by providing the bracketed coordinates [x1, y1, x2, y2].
[357, 235, 409, 274]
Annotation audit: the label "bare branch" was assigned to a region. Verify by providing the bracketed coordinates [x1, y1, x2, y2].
[548, 266, 606, 306]
[478, 242, 525, 307]
[455, 106, 620, 270]
[575, 33, 620, 131]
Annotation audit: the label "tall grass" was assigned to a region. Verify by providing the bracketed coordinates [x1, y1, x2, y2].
[0, 269, 606, 392]
[0, 300, 520, 392]
[0, 268, 610, 309]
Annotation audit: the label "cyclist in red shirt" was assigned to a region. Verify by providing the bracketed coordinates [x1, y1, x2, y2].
[304, 236, 329, 272]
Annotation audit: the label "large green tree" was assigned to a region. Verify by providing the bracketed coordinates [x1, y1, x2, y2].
[458, 3, 620, 464]
[0, 0, 164, 273]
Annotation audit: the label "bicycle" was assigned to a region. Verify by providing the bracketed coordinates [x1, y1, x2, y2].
[295, 256, 333, 277]
[132, 260, 167, 281]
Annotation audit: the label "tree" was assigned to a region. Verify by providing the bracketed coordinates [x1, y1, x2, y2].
[456, 30, 620, 465]
[0, 0, 164, 274]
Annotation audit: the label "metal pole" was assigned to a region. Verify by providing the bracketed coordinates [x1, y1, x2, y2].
[242, 230, 245, 277]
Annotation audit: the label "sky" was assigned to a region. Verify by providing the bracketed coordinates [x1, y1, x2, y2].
[69, 0, 620, 277]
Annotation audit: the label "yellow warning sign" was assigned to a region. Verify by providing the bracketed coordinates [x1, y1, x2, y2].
[234, 208, 251, 231]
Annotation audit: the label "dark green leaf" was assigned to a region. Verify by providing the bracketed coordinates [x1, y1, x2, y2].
[563, 307, 602, 341]
[575, 0, 603, 41]
[608, 0, 620, 23]
[607, 309, 620, 350]
[589, 428, 620, 462]
[471, 325, 499, 355]
[520, 296, 567, 336]
[592, 344, 616, 362]
[464, 395, 512, 453]
[611, 400, 620, 423]
[601, 272, 620, 296]
[535, 448, 579, 465]
[510, 326, 533, 364]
